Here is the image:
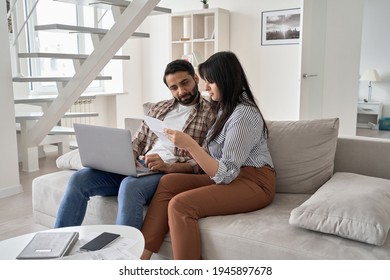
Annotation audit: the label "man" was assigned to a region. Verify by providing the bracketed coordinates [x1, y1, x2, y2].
[54, 59, 215, 230]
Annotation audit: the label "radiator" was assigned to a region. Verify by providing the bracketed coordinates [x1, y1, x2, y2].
[61, 98, 95, 144]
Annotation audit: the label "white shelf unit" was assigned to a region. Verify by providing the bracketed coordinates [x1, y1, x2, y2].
[170, 8, 230, 69]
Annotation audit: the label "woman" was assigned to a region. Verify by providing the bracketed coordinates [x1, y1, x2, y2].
[141, 51, 276, 260]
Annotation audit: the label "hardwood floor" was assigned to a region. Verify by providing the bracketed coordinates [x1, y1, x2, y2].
[0, 150, 60, 241]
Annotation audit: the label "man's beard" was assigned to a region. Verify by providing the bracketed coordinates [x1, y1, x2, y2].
[175, 83, 200, 105]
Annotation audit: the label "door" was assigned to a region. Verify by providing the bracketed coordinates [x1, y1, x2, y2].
[299, 0, 364, 135]
[298, 0, 327, 120]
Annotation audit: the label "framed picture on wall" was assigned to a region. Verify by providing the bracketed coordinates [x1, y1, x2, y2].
[261, 8, 301, 46]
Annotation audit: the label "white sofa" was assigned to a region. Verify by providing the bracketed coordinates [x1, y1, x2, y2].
[32, 118, 390, 259]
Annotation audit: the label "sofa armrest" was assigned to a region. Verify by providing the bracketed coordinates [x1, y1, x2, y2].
[334, 136, 390, 179]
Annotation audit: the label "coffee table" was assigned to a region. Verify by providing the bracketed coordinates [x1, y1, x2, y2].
[0, 225, 144, 260]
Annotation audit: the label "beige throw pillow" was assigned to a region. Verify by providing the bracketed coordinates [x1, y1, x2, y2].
[289, 172, 390, 246]
[56, 149, 83, 170]
[266, 118, 339, 194]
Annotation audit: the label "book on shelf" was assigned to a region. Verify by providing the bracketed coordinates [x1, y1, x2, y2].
[16, 231, 79, 259]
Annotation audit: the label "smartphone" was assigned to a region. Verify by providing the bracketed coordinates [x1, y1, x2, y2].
[80, 232, 120, 251]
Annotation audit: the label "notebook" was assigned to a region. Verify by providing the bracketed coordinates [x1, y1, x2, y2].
[73, 123, 158, 177]
[16, 232, 79, 259]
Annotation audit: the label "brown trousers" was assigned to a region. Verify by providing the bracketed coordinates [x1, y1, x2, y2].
[141, 165, 276, 260]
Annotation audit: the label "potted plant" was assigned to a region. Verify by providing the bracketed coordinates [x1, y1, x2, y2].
[200, 0, 209, 9]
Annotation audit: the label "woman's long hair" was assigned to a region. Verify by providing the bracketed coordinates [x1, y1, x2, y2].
[198, 51, 268, 142]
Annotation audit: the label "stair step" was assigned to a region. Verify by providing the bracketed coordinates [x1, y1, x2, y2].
[54, 0, 171, 15]
[18, 52, 130, 60]
[14, 94, 96, 104]
[14, 91, 126, 104]
[48, 126, 75, 135]
[13, 76, 112, 83]
[15, 111, 99, 121]
[35, 24, 149, 38]
[16, 123, 75, 135]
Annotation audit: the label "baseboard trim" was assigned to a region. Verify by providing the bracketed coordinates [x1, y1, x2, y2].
[0, 184, 23, 199]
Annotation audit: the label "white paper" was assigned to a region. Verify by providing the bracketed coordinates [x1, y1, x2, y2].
[143, 116, 171, 144]
[61, 233, 139, 260]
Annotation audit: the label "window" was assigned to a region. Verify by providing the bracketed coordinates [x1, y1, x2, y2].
[25, 0, 106, 93]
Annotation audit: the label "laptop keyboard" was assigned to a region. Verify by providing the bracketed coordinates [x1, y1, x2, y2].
[136, 165, 151, 174]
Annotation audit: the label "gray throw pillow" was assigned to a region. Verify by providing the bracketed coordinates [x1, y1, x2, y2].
[289, 172, 390, 246]
[267, 118, 339, 194]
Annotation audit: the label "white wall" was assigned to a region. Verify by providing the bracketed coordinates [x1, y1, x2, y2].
[321, 0, 363, 135]
[0, 2, 22, 198]
[117, 39, 145, 126]
[224, 0, 301, 121]
[119, 0, 367, 135]
[121, 0, 301, 123]
[6, 0, 372, 144]
[359, 0, 390, 118]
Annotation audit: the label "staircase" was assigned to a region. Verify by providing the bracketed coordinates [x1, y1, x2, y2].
[8, 0, 170, 171]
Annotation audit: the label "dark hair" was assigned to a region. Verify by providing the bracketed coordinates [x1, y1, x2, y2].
[163, 59, 196, 86]
[198, 51, 268, 141]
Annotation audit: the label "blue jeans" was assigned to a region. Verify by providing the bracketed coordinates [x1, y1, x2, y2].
[54, 167, 164, 230]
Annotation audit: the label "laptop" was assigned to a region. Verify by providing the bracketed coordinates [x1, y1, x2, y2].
[73, 123, 158, 177]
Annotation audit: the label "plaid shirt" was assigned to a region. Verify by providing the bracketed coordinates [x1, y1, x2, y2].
[132, 97, 215, 173]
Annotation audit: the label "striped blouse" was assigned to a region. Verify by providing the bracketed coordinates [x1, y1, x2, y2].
[207, 103, 273, 184]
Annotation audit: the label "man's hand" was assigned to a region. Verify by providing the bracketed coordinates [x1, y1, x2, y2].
[144, 154, 171, 173]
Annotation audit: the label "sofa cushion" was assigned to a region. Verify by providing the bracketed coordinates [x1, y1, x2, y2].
[267, 118, 339, 194]
[289, 172, 390, 246]
[32, 170, 118, 228]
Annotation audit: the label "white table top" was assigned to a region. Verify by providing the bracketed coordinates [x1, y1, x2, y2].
[0, 225, 144, 260]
